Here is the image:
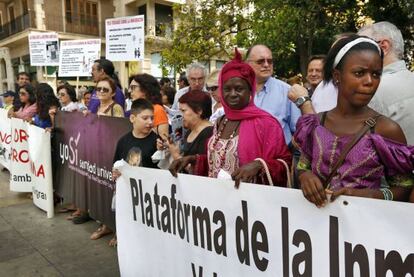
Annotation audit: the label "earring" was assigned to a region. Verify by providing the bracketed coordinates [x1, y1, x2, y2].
[335, 79, 339, 85]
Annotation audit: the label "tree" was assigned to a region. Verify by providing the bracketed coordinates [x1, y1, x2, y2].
[362, 0, 414, 68]
[160, 0, 251, 74]
[248, 0, 361, 77]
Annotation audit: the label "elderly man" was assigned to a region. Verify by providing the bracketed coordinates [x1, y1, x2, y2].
[246, 44, 301, 145]
[306, 55, 325, 96]
[358, 21, 414, 144]
[171, 62, 207, 111]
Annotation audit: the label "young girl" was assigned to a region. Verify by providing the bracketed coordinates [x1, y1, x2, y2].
[294, 35, 414, 207]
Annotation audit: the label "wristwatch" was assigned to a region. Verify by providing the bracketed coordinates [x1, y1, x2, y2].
[295, 96, 311, 108]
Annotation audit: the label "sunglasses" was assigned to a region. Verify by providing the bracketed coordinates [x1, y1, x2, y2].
[96, 87, 111, 93]
[206, 86, 218, 92]
[251, 58, 273, 65]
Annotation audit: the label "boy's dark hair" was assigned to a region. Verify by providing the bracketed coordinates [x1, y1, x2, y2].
[130, 99, 154, 115]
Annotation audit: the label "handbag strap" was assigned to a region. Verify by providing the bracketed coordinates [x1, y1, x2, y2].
[254, 158, 292, 188]
[323, 115, 381, 189]
[102, 102, 116, 115]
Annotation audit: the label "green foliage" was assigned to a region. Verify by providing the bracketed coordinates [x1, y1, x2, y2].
[361, 0, 414, 68]
[161, 0, 414, 77]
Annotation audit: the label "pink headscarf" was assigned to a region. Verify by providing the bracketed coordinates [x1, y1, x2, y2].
[219, 49, 284, 166]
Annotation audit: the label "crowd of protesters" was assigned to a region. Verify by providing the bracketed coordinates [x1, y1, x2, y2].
[1, 21, 414, 247]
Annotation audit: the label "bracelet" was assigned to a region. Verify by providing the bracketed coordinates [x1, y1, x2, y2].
[380, 187, 393, 201]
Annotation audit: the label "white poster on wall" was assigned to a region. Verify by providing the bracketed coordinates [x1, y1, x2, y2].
[58, 39, 101, 77]
[28, 32, 60, 66]
[105, 15, 145, 61]
[116, 166, 414, 277]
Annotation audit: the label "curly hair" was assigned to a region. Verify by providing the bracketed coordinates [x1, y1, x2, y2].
[36, 83, 60, 120]
[132, 73, 162, 105]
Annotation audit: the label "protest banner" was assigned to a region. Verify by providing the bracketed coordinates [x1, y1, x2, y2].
[0, 109, 11, 169]
[116, 166, 414, 277]
[10, 118, 32, 192]
[28, 32, 59, 66]
[0, 111, 54, 217]
[105, 15, 145, 61]
[27, 125, 54, 218]
[58, 39, 101, 77]
[53, 111, 131, 229]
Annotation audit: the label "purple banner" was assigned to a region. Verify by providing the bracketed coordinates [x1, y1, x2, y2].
[53, 111, 131, 229]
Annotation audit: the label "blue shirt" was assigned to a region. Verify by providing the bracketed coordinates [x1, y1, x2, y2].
[254, 77, 300, 144]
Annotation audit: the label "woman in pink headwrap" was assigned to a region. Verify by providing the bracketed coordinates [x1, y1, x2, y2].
[169, 49, 292, 187]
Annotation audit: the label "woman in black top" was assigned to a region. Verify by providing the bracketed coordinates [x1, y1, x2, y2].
[159, 90, 213, 159]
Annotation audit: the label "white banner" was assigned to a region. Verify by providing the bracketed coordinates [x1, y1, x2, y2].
[27, 125, 54, 218]
[58, 39, 101, 77]
[10, 118, 32, 192]
[116, 166, 414, 277]
[28, 32, 59, 66]
[105, 15, 145, 61]
[1, 112, 54, 217]
[0, 109, 11, 169]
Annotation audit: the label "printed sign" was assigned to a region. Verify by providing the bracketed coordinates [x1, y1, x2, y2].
[58, 39, 101, 77]
[106, 15, 145, 61]
[28, 32, 59, 66]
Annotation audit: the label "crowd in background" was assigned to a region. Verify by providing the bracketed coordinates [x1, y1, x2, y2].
[1, 21, 414, 247]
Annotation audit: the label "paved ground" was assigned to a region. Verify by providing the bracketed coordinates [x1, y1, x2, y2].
[0, 168, 120, 277]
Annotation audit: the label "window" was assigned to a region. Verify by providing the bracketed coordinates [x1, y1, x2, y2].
[8, 5, 16, 31]
[155, 4, 173, 37]
[22, 0, 29, 15]
[138, 4, 146, 31]
[65, 0, 98, 35]
[0, 12, 3, 33]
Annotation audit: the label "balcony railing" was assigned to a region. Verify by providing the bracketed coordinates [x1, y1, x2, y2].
[0, 11, 36, 41]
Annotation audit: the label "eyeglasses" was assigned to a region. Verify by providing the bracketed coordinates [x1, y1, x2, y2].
[19, 92, 28, 96]
[96, 87, 111, 93]
[58, 93, 67, 97]
[250, 58, 273, 65]
[129, 84, 139, 91]
[206, 86, 218, 92]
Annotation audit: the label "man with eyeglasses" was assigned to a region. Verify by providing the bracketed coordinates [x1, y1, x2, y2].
[171, 62, 207, 111]
[358, 21, 414, 145]
[246, 44, 301, 145]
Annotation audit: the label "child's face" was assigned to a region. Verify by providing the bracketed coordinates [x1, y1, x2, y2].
[130, 109, 154, 136]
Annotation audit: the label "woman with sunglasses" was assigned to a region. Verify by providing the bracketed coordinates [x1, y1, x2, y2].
[8, 84, 37, 121]
[96, 77, 124, 117]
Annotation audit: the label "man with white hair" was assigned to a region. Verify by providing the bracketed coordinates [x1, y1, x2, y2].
[358, 21, 414, 144]
[171, 62, 207, 111]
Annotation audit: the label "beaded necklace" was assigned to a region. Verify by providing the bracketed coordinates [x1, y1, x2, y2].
[209, 117, 241, 170]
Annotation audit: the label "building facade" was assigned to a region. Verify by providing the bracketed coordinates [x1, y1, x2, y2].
[0, 0, 227, 91]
